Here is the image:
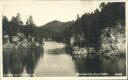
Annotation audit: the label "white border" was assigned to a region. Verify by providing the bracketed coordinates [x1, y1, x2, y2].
[0, 0, 127, 80]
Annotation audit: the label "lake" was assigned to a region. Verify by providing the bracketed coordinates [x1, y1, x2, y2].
[3, 41, 126, 77]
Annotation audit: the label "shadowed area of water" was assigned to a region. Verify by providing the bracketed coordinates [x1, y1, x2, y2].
[73, 55, 126, 76]
[3, 46, 44, 77]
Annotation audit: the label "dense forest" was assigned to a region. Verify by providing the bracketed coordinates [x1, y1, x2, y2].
[65, 2, 125, 57]
[3, 2, 125, 56]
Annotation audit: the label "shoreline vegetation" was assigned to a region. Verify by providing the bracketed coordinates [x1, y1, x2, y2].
[3, 2, 126, 76]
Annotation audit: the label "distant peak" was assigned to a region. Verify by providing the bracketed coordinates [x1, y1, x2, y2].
[52, 20, 62, 23]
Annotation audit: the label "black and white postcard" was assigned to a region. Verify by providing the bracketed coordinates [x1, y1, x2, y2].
[1, 1, 127, 78]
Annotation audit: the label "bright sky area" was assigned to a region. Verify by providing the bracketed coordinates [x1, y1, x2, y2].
[2, 1, 101, 26]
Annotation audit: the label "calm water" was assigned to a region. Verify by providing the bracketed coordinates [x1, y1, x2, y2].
[3, 41, 126, 77]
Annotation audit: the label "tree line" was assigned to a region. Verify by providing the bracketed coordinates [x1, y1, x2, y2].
[64, 2, 125, 56]
[3, 2, 125, 56]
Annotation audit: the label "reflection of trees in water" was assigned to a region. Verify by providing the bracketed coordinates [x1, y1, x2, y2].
[73, 55, 102, 76]
[48, 48, 66, 55]
[73, 55, 126, 76]
[101, 56, 126, 76]
[25, 47, 43, 76]
[65, 44, 125, 76]
[10, 48, 24, 76]
[3, 46, 44, 77]
[3, 48, 12, 76]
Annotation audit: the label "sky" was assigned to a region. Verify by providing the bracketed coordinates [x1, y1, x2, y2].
[2, 1, 101, 26]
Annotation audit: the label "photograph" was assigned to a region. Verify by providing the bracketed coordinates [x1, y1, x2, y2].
[2, 1, 126, 77]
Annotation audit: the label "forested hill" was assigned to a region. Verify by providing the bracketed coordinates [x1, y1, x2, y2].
[38, 20, 74, 42]
[40, 20, 72, 33]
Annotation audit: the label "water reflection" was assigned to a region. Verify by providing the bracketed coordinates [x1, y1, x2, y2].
[48, 48, 66, 55]
[101, 56, 126, 76]
[73, 55, 102, 76]
[3, 46, 44, 77]
[3, 41, 126, 76]
[73, 54, 126, 76]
